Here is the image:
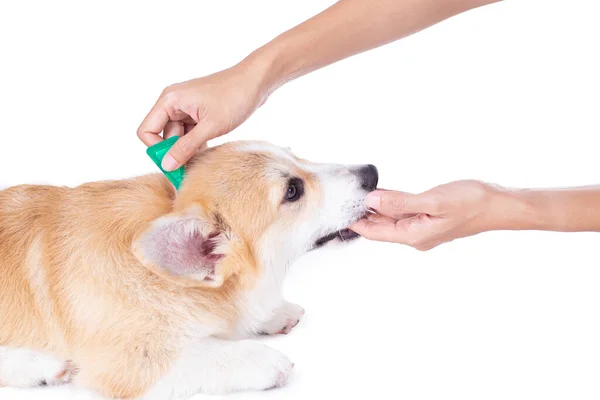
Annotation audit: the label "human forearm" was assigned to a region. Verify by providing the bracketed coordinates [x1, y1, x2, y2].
[137, 0, 502, 170]
[490, 185, 600, 233]
[242, 0, 501, 94]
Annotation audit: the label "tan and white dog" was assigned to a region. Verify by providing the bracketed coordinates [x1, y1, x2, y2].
[0, 140, 378, 399]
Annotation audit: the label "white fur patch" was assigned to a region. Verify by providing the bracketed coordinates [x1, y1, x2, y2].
[143, 338, 293, 399]
[0, 347, 74, 388]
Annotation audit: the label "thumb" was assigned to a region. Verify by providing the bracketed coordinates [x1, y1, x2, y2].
[161, 123, 215, 171]
[365, 189, 438, 220]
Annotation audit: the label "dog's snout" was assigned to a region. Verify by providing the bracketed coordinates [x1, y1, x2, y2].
[358, 164, 378, 191]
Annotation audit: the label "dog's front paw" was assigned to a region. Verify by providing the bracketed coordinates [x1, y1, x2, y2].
[206, 341, 294, 393]
[249, 344, 294, 389]
[260, 302, 305, 335]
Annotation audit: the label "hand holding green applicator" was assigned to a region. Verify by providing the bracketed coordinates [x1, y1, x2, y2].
[146, 136, 185, 190]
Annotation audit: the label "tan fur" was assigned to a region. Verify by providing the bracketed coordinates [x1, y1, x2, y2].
[0, 141, 309, 398]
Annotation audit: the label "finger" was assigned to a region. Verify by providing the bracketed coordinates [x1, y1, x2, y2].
[365, 189, 438, 220]
[137, 104, 170, 147]
[161, 123, 215, 171]
[364, 189, 411, 214]
[366, 211, 417, 223]
[181, 115, 196, 124]
[365, 212, 397, 224]
[394, 213, 432, 232]
[350, 218, 401, 243]
[163, 121, 184, 140]
[351, 213, 434, 245]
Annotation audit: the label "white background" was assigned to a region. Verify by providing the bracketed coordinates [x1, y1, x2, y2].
[1, 0, 599, 399]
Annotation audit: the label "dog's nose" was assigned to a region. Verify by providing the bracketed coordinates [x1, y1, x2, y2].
[358, 164, 378, 191]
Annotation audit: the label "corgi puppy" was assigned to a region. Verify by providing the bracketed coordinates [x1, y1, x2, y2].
[0, 140, 378, 399]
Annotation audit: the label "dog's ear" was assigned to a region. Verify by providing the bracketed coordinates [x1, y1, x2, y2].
[133, 213, 229, 287]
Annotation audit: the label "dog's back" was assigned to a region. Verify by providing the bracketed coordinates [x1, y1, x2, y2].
[0, 176, 179, 391]
[0, 176, 175, 352]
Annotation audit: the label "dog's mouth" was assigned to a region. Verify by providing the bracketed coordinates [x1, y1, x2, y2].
[313, 228, 361, 248]
[312, 209, 371, 249]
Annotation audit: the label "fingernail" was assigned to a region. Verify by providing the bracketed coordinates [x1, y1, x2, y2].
[365, 192, 381, 209]
[161, 154, 179, 171]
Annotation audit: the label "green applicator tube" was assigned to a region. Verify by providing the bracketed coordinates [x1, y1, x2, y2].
[146, 136, 185, 190]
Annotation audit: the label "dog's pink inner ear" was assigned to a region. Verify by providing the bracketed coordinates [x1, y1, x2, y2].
[138, 217, 224, 281]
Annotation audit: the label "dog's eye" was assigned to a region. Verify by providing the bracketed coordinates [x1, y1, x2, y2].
[286, 185, 297, 199]
[284, 178, 304, 203]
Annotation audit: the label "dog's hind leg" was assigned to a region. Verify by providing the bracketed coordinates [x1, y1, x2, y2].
[0, 347, 76, 388]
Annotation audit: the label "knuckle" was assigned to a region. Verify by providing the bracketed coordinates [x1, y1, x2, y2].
[388, 196, 406, 215]
[160, 84, 176, 97]
[472, 180, 490, 200]
[136, 126, 145, 139]
[162, 90, 179, 106]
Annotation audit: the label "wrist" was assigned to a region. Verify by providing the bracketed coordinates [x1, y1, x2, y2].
[237, 39, 298, 101]
[233, 49, 278, 104]
[485, 185, 560, 232]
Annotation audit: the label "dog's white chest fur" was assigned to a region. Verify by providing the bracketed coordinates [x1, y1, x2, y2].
[235, 263, 286, 336]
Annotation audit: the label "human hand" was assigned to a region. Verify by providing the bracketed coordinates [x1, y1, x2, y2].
[137, 60, 272, 171]
[351, 180, 514, 250]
